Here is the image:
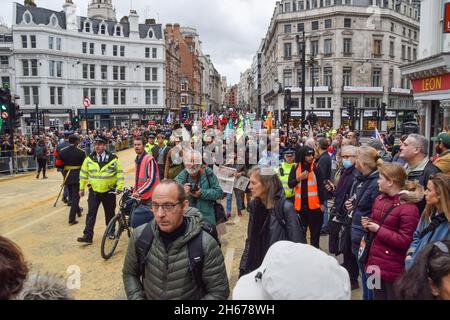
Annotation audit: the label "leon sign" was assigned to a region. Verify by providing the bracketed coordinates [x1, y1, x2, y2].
[412, 74, 450, 94]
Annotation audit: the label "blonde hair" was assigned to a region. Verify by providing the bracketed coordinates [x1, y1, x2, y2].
[423, 173, 450, 221]
[357, 146, 384, 171]
[379, 163, 407, 189]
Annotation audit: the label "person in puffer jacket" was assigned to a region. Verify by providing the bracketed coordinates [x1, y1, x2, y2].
[406, 173, 450, 270]
[122, 180, 229, 300]
[363, 163, 422, 300]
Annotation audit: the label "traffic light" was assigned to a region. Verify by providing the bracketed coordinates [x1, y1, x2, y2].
[11, 100, 22, 129]
[72, 115, 80, 129]
[380, 102, 387, 120]
[0, 88, 11, 132]
[346, 104, 354, 120]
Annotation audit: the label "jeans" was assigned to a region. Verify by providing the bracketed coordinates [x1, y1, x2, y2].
[321, 201, 329, 231]
[226, 191, 243, 214]
[357, 258, 374, 300]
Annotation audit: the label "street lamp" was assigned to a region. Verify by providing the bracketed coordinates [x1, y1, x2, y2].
[296, 32, 306, 132]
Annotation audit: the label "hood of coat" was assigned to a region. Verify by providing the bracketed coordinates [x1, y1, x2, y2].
[151, 206, 204, 249]
[14, 273, 74, 300]
[398, 181, 425, 204]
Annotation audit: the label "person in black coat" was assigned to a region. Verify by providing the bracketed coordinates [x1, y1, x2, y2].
[239, 166, 305, 277]
[316, 138, 332, 234]
[57, 135, 86, 225]
[288, 146, 326, 249]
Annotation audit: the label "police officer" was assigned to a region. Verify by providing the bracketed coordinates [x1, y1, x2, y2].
[57, 135, 86, 225]
[54, 131, 73, 205]
[277, 148, 296, 202]
[144, 133, 156, 154]
[77, 136, 124, 244]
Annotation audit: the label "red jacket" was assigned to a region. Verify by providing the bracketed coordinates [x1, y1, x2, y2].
[366, 193, 420, 282]
[134, 152, 160, 200]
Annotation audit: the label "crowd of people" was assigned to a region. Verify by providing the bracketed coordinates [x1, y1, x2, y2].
[1, 110, 450, 300]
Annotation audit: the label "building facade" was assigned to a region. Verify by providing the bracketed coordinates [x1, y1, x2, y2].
[260, 0, 419, 133]
[401, 0, 450, 152]
[224, 84, 238, 107]
[11, 0, 165, 131]
[164, 24, 181, 114]
[238, 68, 252, 109]
[0, 26, 14, 93]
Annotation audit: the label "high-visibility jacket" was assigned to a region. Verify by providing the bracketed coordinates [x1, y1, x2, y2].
[294, 162, 321, 212]
[278, 161, 295, 199]
[134, 152, 160, 200]
[145, 143, 155, 154]
[79, 152, 124, 193]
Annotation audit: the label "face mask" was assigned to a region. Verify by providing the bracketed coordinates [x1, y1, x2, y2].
[343, 159, 353, 169]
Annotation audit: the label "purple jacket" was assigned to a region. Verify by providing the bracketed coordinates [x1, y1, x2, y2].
[366, 192, 421, 283]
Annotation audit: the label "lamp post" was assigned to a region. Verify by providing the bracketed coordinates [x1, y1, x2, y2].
[296, 32, 306, 132]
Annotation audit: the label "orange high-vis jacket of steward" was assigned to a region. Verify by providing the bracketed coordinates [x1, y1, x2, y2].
[294, 162, 321, 212]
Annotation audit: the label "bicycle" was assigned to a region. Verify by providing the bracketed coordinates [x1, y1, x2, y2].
[100, 188, 139, 260]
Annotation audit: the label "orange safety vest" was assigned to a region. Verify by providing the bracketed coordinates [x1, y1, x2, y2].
[294, 162, 321, 212]
[135, 153, 160, 200]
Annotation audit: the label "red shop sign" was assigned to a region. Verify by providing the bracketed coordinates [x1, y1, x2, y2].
[412, 73, 450, 94]
[445, 2, 450, 33]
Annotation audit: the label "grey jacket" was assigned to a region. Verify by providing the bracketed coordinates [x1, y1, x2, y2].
[122, 207, 230, 300]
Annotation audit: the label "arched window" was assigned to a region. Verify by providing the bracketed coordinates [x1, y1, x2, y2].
[100, 24, 106, 34]
[51, 16, 58, 27]
[23, 12, 32, 24]
[85, 22, 91, 33]
[116, 26, 121, 36]
[148, 30, 153, 38]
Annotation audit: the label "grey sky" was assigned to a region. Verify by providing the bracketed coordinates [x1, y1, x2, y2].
[1, 0, 276, 85]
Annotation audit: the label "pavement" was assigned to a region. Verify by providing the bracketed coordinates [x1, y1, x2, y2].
[1, 147, 363, 300]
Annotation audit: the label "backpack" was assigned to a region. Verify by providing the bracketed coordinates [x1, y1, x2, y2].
[35, 145, 44, 158]
[135, 220, 220, 291]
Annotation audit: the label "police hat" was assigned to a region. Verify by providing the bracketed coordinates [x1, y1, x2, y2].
[148, 133, 156, 139]
[283, 148, 296, 156]
[94, 136, 107, 144]
[64, 130, 73, 137]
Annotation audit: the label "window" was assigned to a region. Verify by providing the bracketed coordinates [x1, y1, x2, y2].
[0, 56, 8, 65]
[152, 48, 157, 59]
[145, 47, 150, 58]
[391, 23, 395, 32]
[414, 31, 417, 40]
[113, 89, 119, 104]
[120, 89, 126, 105]
[49, 61, 55, 78]
[152, 89, 158, 105]
[90, 64, 95, 79]
[401, 45, 406, 60]
[101, 44, 106, 55]
[373, 39, 382, 57]
[311, 0, 318, 8]
[145, 89, 151, 105]
[50, 87, 55, 105]
[324, 39, 332, 55]
[311, 67, 319, 86]
[413, 48, 417, 61]
[116, 26, 121, 36]
[120, 66, 126, 81]
[408, 29, 411, 38]
[284, 2, 291, 12]
[113, 45, 118, 56]
[56, 38, 61, 50]
[372, 68, 382, 87]
[344, 18, 351, 28]
[311, 21, 319, 31]
[57, 87, 63, 105]
[120, 46, 125, 57]
[32, 86, 39, 104]
[310, 40, 319, 56]
[283, 69, 293, 88]
[89, 43, 94, 54]
[21, 35, 27, 48]
[343, 38, 352, 55]
[101, 65, 107, 80]
[324, 67, 332, 87]
[24, 87, 30, 105]
[82, 42, 87, 54]
[298, 1, 305, 10]
[284, 24, 292, 33]
[30, 35, 36, 48]
[389, 69, 394, 88]
[148, 30, 154, 38]
[85, 22, 90, 33]
[50, 61, 62, 78]
[389, 41, 394, 57]
[100, 24, 106, 35]
[325, 0, 332, 6]
[407, 47, 411, 60]
[325, 19, 332, 29]
[90, 88, 96, 105]
[327, 97, 332, 109]
[317, 97, 326, 109]
[102, 88, 108, 105]
[31, 60, 38, 76]
[298, 23, 304, 32]
[343, 67, 352, 86]
[365, 97, 381, 109]
[49, 36, 54, 50]
[145, 67, 151, 81]
[113, 66, 118, 80]
[403, 27, 406, 36]
[151, 68, 158, 81]
[82, 64, 88, 79]
[24, 12, 32, 24]
[284, 43, 292, 58]
[83, 88, 89, 101]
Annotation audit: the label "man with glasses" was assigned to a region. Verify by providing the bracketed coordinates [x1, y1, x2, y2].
[122, 180, 230, 300]
[432, 132, 450, 174]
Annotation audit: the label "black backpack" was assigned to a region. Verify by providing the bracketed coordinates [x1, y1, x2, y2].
[135, 220, 220, 291]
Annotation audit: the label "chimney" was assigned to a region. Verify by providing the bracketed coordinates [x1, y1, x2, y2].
[63, 0, 77, 31]
[128, 10, 139, 39]
[145, 18, 156, 25]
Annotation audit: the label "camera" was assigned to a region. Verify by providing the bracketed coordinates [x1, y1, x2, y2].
[190, 184, 199, 192]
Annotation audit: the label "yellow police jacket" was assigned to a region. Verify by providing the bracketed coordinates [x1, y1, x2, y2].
[277, 161, 296, 198]
[145, 143, 155, 154]
[79, 152, 124, 193]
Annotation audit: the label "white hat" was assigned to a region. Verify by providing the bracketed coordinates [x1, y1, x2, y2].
[233, 241, 351, 300]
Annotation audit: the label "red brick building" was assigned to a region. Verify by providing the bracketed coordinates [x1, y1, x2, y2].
[164, 24, 181, 113]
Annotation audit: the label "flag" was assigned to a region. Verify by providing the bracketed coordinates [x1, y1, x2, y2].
[373, 128, 387, 151]
[264, 111, 273, 133]
[166, 112, 172, 124]
[236, 115, 244, 141]
[225, 118, 234, 139]
[206, 113, 214, 127]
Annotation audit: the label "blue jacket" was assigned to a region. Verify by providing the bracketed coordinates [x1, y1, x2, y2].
[350, 170, 381, 254]
[406, 213, 450, 270]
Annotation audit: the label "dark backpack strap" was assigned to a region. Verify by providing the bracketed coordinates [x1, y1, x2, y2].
[187, 231, 204, 291]
[135, 223, 155, 279]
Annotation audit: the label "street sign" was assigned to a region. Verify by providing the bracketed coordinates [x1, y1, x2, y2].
[83, 97, 91, 108]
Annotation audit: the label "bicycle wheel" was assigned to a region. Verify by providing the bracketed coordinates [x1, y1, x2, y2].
[100, 214, 123, 260]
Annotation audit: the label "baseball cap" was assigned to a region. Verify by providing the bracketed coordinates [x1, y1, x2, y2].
[233, 241, 351, 300]
[431, 132, 450, 148]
